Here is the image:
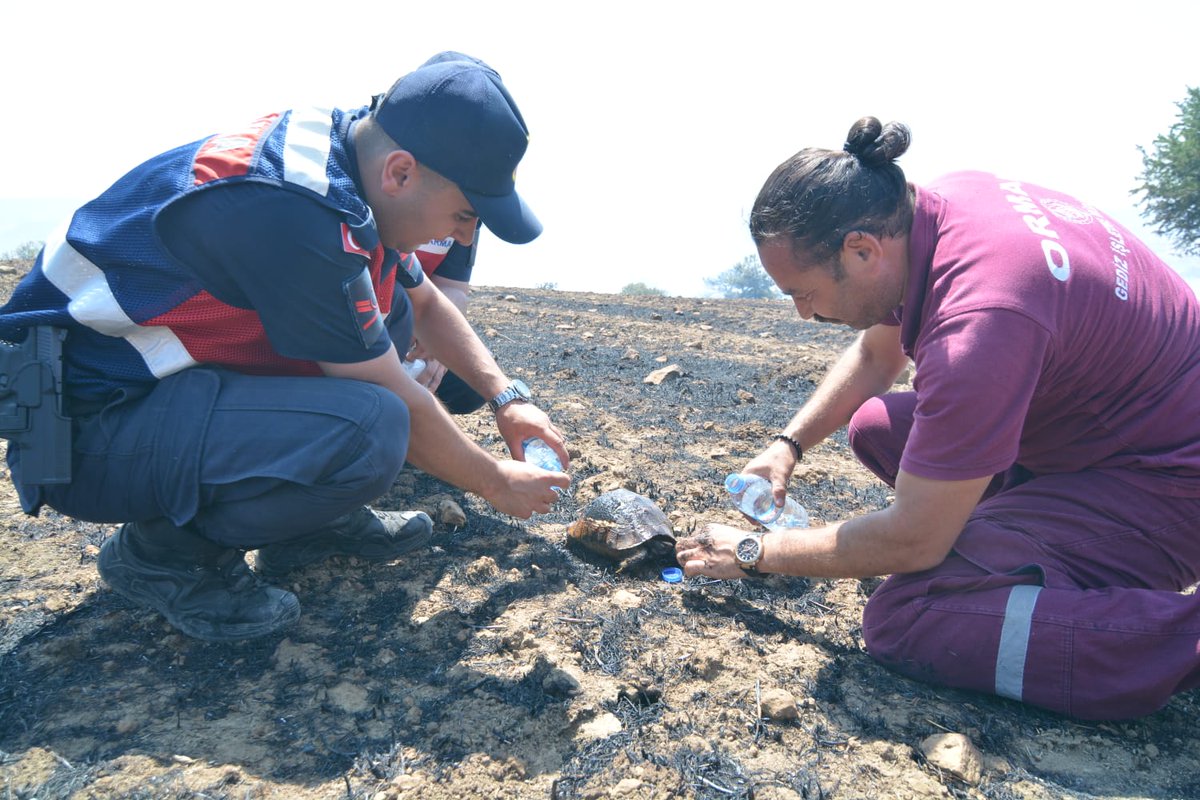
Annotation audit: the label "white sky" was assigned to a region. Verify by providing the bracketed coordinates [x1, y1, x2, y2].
[2, 0, 1198, 297]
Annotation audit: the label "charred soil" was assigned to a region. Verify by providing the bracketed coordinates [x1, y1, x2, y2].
[1, 259, 1197, 799]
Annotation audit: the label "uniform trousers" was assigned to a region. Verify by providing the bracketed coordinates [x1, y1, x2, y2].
[15, 304, 419, 549]
[30, 368, 410, 550]
[849, 391, 1200, 719]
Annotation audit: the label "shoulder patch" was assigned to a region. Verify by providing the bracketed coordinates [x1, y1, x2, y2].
[341, 223, 372, 258]
[344, 266, 385, 348]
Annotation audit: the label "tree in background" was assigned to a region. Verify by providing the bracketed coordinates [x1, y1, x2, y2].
[1134, 86, 1200, 257]
[0, 241, 43, 261]
[704, 255, 782, 300]
[620, 282, 667, 296]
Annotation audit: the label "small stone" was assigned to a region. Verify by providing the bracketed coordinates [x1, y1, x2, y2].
[576, 712, 623, 740]
[759, 688, 799, 721]
[644, 364, 682, 385]
[437, 499, 467, 527]
[921, 732, 983, 785]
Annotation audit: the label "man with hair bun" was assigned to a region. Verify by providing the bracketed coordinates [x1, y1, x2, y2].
[676, 116, 1200, 720]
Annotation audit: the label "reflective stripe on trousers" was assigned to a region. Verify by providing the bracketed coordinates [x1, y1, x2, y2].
[995, 585, 1042, 701]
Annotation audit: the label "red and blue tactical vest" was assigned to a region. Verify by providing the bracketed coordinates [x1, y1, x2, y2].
[0, 107, 398, 407]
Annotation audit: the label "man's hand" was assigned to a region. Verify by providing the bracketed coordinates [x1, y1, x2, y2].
[403, 340, 448, 391]
[739, 439, 801, 512]
[495, 401, 570, 471]
[675, 523, 758, 580]
[485, 458, 570, 518]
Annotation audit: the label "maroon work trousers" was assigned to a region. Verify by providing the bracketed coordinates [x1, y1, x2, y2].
[850, 392, 1200, 719]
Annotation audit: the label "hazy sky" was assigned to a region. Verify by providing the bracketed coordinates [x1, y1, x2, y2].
[3, 1, 1197, 297]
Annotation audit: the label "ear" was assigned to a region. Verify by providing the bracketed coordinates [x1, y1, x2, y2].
[842, 230, 883, 265]
[380, 149, 418, 196]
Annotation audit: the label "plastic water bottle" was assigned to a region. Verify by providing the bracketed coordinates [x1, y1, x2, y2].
[523, 437, 566, 496]
[724, 473, 808, 530]
[402, 358, 426, 379]
[522, 438, 562, 472]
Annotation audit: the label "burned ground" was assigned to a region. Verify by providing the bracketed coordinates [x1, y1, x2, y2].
[1, 261, 1198, 799]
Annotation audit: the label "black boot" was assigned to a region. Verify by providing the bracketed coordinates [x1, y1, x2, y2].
[98, 518, 300, 642]
[255, 506, 433, 577]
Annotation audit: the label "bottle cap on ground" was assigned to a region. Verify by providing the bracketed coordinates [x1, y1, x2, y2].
[661, 567, 683, 583]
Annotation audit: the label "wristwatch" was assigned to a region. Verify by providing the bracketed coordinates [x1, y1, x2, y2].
[734, 533, 764, 575]
[487, 379, 532, 413]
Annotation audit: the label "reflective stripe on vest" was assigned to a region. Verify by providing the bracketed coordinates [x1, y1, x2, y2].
[41, 225, 197, 378]
[282, 106, 334, 195]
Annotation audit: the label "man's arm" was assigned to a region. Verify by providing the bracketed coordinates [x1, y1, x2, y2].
[405, 274, 470, 391]
[429, 274, 469, 312]
[745, 322, 909, 499]
[319, 342, 565, 518]
[677, 470, 991, 579]
[405, 279, 569, 468]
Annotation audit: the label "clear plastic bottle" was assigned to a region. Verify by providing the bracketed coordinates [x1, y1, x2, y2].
[724, 473, 809, 530]
[522, 438, 562, 472]
[523, 437, 566, 496]
[402, 358, 426, 380]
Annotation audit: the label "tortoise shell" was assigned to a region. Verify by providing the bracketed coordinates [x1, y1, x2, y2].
[567, 489, 676, 560]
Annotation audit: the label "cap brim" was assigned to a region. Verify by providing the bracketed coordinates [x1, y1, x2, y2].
[463, 188, 542, 244]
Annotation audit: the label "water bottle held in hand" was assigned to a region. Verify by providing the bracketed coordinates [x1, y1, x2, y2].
[522, 438, 563, 472]
[724, 473, 808, 530]
[523, 437, 567, 496]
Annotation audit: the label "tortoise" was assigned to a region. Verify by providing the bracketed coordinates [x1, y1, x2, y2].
[566, 489, 677, 560]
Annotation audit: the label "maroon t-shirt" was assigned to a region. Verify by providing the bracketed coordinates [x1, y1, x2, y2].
[897, 171, 1200, 497]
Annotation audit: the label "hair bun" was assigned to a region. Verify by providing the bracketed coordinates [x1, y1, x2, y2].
[843, 117, 911, 167]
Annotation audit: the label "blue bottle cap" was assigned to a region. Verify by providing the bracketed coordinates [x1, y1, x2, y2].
[661, 567, 684, 583]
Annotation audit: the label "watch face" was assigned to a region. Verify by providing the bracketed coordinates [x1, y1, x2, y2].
[511, 379, 531, 401]
[735, 536, 762, 567]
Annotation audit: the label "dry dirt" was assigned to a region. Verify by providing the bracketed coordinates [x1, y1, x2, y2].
[1, 258, 1198, 800]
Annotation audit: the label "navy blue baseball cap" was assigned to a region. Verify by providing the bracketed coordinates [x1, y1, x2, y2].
[372, 53, 542, 244]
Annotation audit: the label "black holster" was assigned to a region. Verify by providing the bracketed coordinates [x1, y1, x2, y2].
[0, 326, 72, 484]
